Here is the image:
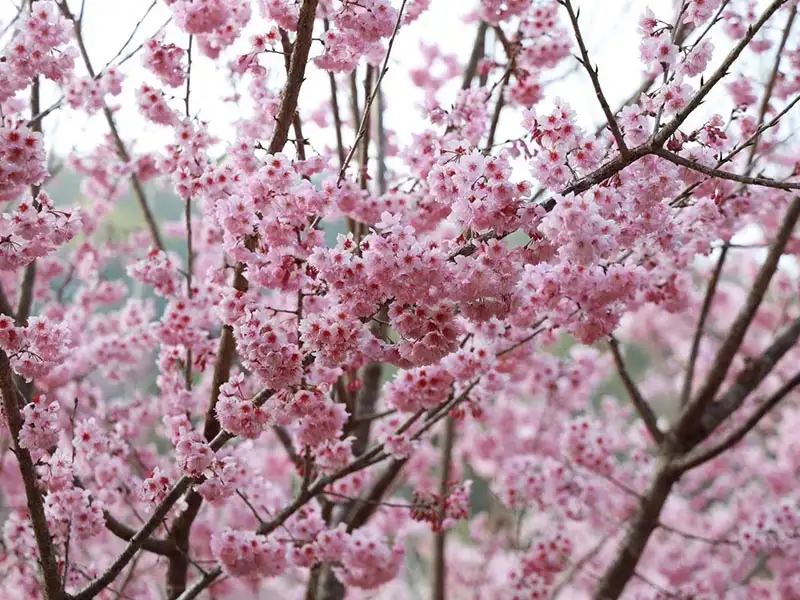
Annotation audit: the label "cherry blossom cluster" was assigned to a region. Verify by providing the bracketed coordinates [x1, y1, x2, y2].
[142, 38, 187, 88]
[0, 1, 74, 105]
[0, 123, 48, 202]
[64, 68, 124, 115]
[317, 0, 399, 72]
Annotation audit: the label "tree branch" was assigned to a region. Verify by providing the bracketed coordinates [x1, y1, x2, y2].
[592, 460, 678, 599]
[608, 337, 663, 443]
[683, 315, 800, 450]
[654, 0, 790, 146]
[681, 244, 729, 407]
[676, 371, 800, 472]
[462, 22, 488, 90]
[745, 2, 797, 168]
[432, 415, 455, 600]
[0, 351, 61, 599]
[57, 0, 165, 251]
[484, 27, 513, 153]
[560, 0, 628, 156]
[338, 0, 408, 183]
[68, 388, 272, 600]
[323, 19, 346, 169]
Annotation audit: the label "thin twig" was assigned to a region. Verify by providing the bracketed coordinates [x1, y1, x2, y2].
[745, 3, 797, 169]
[655, 148, 800, 190]
[608, 336, 663, 443]
[323, 19, 346, 168]
[654, 0, 790, 145]
[337, 0, 409, 184]
[57, 0, 165, 250]
[681, 244, 729, 406]
[676, 197, 800, 447]
[560, 0, 628, 156]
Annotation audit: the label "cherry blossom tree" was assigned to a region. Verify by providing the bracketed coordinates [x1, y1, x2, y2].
[1, 0, 800, 598]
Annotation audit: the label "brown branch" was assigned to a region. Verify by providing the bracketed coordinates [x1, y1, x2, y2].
[608, 337, 663, 443]
[587, 178, 795, 600]
[344, 458, 407, 531]
[69, 388, 272, 600]
[17, 35, 44, 330]
[375, 86, 388, 195]
[273, 425, 302, 467]
[279, 28, 308, 161]
[592, 460, 679, 599]
[183, 35, 193, 118]
[323, 19, 346, 169]
[675, 197, 800, 445]
[0, 351, 61, 599]
[69, 472, 195, 600]
[527, 9, 785, 212]
[432, 416, 455, 600]
[654, 148, 800, 190]
[202, 263, 248, 441]
[462, 22, 488, 90]
[0, 285, 15, 319]
[676, 371, 800, 472]
[560, 0, 628, 156]
[681, 244, 729, 407]
[550, 533, 616, 599]
[177, 409, 443, 598]
[103, 512, 176, 556]
[670, 94, 800, 207]
[682, 315, 800, 450]
[484, 41, 512, 153]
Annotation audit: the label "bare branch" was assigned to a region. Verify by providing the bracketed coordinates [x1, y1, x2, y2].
[0, 351, 61, 599]
[683, 315, 800, 451]
[681, 244, 729, 407]
[485, 27, 513, 153]
[592, 460, 678, 599]
[432, 416, 456, 600]
[323, 19, 346, 169]
[560, 0, 628, 156]
[57, 0, 165, 251]
[677, 371, 800, 472]
[462, 22, 488, 89]
[608, 337, 663, 443]
[745, 3, 797, 168]
[654, 148, 800, 190]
